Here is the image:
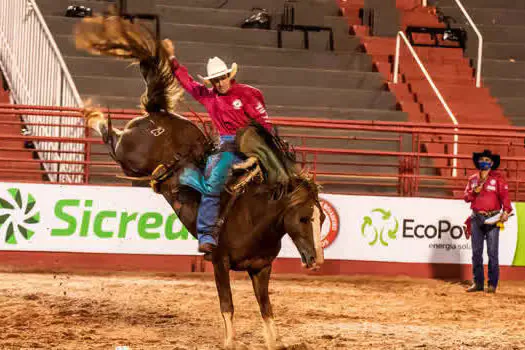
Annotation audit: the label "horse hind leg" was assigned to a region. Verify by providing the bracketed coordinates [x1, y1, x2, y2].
[83, 107, 108, 136]
[213, 261, 236, 349]
[249, 266, 280, 350]
[82, 107, 121, 161]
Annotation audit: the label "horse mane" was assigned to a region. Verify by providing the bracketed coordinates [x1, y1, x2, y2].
[74, 9, 184, 114]
[286, 172, 322, 208]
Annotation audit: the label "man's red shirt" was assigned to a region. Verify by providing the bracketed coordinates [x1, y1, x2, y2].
[464, 170, 512, 213]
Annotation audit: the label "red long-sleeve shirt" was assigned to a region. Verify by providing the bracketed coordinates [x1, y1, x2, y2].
[464, 170, 512, 213]
[170, 58, 271, 136]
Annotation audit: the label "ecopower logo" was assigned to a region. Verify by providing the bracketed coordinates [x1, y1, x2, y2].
[360, 206, 471, 249]
[0, 188, 40, 244]
[361, 208, 399, 247]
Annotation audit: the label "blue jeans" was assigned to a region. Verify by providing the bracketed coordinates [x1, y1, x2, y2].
[471, 213, 500, 288]
[179, 136, 240, 237]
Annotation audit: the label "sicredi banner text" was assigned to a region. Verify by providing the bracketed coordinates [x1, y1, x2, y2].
[0, 183, 524, 266]
[0, 183, 196, 255]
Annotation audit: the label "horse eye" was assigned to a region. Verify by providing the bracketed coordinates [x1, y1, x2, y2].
[300, 216, 310, 224]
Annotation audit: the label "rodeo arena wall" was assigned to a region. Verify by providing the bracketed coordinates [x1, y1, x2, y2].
[2, 182, 525, 279]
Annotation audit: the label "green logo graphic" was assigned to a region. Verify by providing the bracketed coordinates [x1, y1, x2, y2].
[361, 208, 399, 247]
[0, 188, 40, 244]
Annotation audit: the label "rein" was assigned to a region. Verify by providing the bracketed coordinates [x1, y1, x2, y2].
[180, 100, 212, 139]
[116, 174, 152, 181]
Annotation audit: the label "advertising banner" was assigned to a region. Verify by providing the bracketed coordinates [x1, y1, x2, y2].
[280, 194, 522, 266]
[0, 183, 523, 266]
[0, 182, 197, 255]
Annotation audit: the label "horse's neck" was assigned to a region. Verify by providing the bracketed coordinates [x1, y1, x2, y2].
[234, 192, 287, 241]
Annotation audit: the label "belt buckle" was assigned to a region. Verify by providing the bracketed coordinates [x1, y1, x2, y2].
[479, 210, 498, 218]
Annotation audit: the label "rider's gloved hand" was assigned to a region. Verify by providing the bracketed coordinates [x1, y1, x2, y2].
[162, 39, 175, 59]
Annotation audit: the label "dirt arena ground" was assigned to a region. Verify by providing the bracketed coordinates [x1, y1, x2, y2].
[0, 272, 524, 350]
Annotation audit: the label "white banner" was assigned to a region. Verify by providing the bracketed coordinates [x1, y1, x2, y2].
[0, 182, 197, 255]
[0, 183, 518, 265]
[280, 194, 518, 265]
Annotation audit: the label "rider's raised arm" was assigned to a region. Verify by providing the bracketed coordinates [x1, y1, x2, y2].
[242, 88, 272, 132]
[170, 57, 212, 103]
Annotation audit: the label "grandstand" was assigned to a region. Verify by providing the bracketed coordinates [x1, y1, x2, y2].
[432, 0, 525, 124]
[1, 0, 525, 197]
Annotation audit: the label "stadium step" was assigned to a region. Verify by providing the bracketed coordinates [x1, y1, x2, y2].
[47, 16, 361, 52]
[55, 35, 374, 71]
[483, 59, 525, 79]
[75, 77, 397, 110]
[64, 57, 385, 90]
[437, 6, 525, 27]
[483, 78, 525, 99]
[346, 2, 525, 191]
[435, 1, 525, 128]
[433, 0, 525, 9]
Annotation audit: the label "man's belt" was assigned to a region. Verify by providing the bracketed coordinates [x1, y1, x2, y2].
[476, 210, 500, 217]
[219, 141, 237, 153]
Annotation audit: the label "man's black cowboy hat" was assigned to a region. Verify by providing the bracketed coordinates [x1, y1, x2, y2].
[472, 149, 500, 170]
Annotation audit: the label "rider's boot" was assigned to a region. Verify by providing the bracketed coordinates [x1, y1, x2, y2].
[197, 231, 217, 253]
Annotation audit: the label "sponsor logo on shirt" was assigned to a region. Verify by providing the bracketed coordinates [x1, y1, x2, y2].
[256, 102, 266, 113]
[487, 185, 496, 191]
[255, 102, 268, 119]
[232, 99, 243, 110]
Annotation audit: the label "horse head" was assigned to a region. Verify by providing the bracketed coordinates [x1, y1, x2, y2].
[281, 174, 325, 270]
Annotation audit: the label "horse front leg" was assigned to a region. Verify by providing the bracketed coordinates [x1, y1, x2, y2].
[249, 265, 279, 350]
[213, 260, 235, 349]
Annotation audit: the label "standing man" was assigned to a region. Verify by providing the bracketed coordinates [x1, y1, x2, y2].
[162, 39, 272, 254]
[464, 149, 512, 294]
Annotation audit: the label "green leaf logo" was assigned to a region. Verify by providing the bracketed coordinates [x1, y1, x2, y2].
[0, 188, 40, 245]
[360, 208, 398, 247]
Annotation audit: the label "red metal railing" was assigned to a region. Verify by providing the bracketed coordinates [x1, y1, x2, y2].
[1, 104, 525, 200]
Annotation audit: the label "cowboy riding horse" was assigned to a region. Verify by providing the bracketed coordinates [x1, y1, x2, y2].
[75, 10, 325, 349]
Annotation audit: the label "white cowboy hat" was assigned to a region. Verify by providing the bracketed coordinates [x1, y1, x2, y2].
[197, 57, 238, 83]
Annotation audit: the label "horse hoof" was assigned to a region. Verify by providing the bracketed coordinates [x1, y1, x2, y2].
[223, 342, 235, 350]
[203, 253, 213, 261]
[269, 339, 289, 350]
[231, 343, 248, 350]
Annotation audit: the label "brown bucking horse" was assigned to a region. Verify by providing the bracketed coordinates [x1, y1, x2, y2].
[75, 13, 325, 349]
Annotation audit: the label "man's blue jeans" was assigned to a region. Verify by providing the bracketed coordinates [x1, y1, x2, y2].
[471, 213, 500, 288]
[178, 136, 240, 243]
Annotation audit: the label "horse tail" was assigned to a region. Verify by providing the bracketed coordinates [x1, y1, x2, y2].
[74, 10, 183, 114]
[82, 106, 120, 161]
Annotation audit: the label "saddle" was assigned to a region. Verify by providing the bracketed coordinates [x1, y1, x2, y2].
[149, 123, 296, 196]
[149, 154, 264, 195]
